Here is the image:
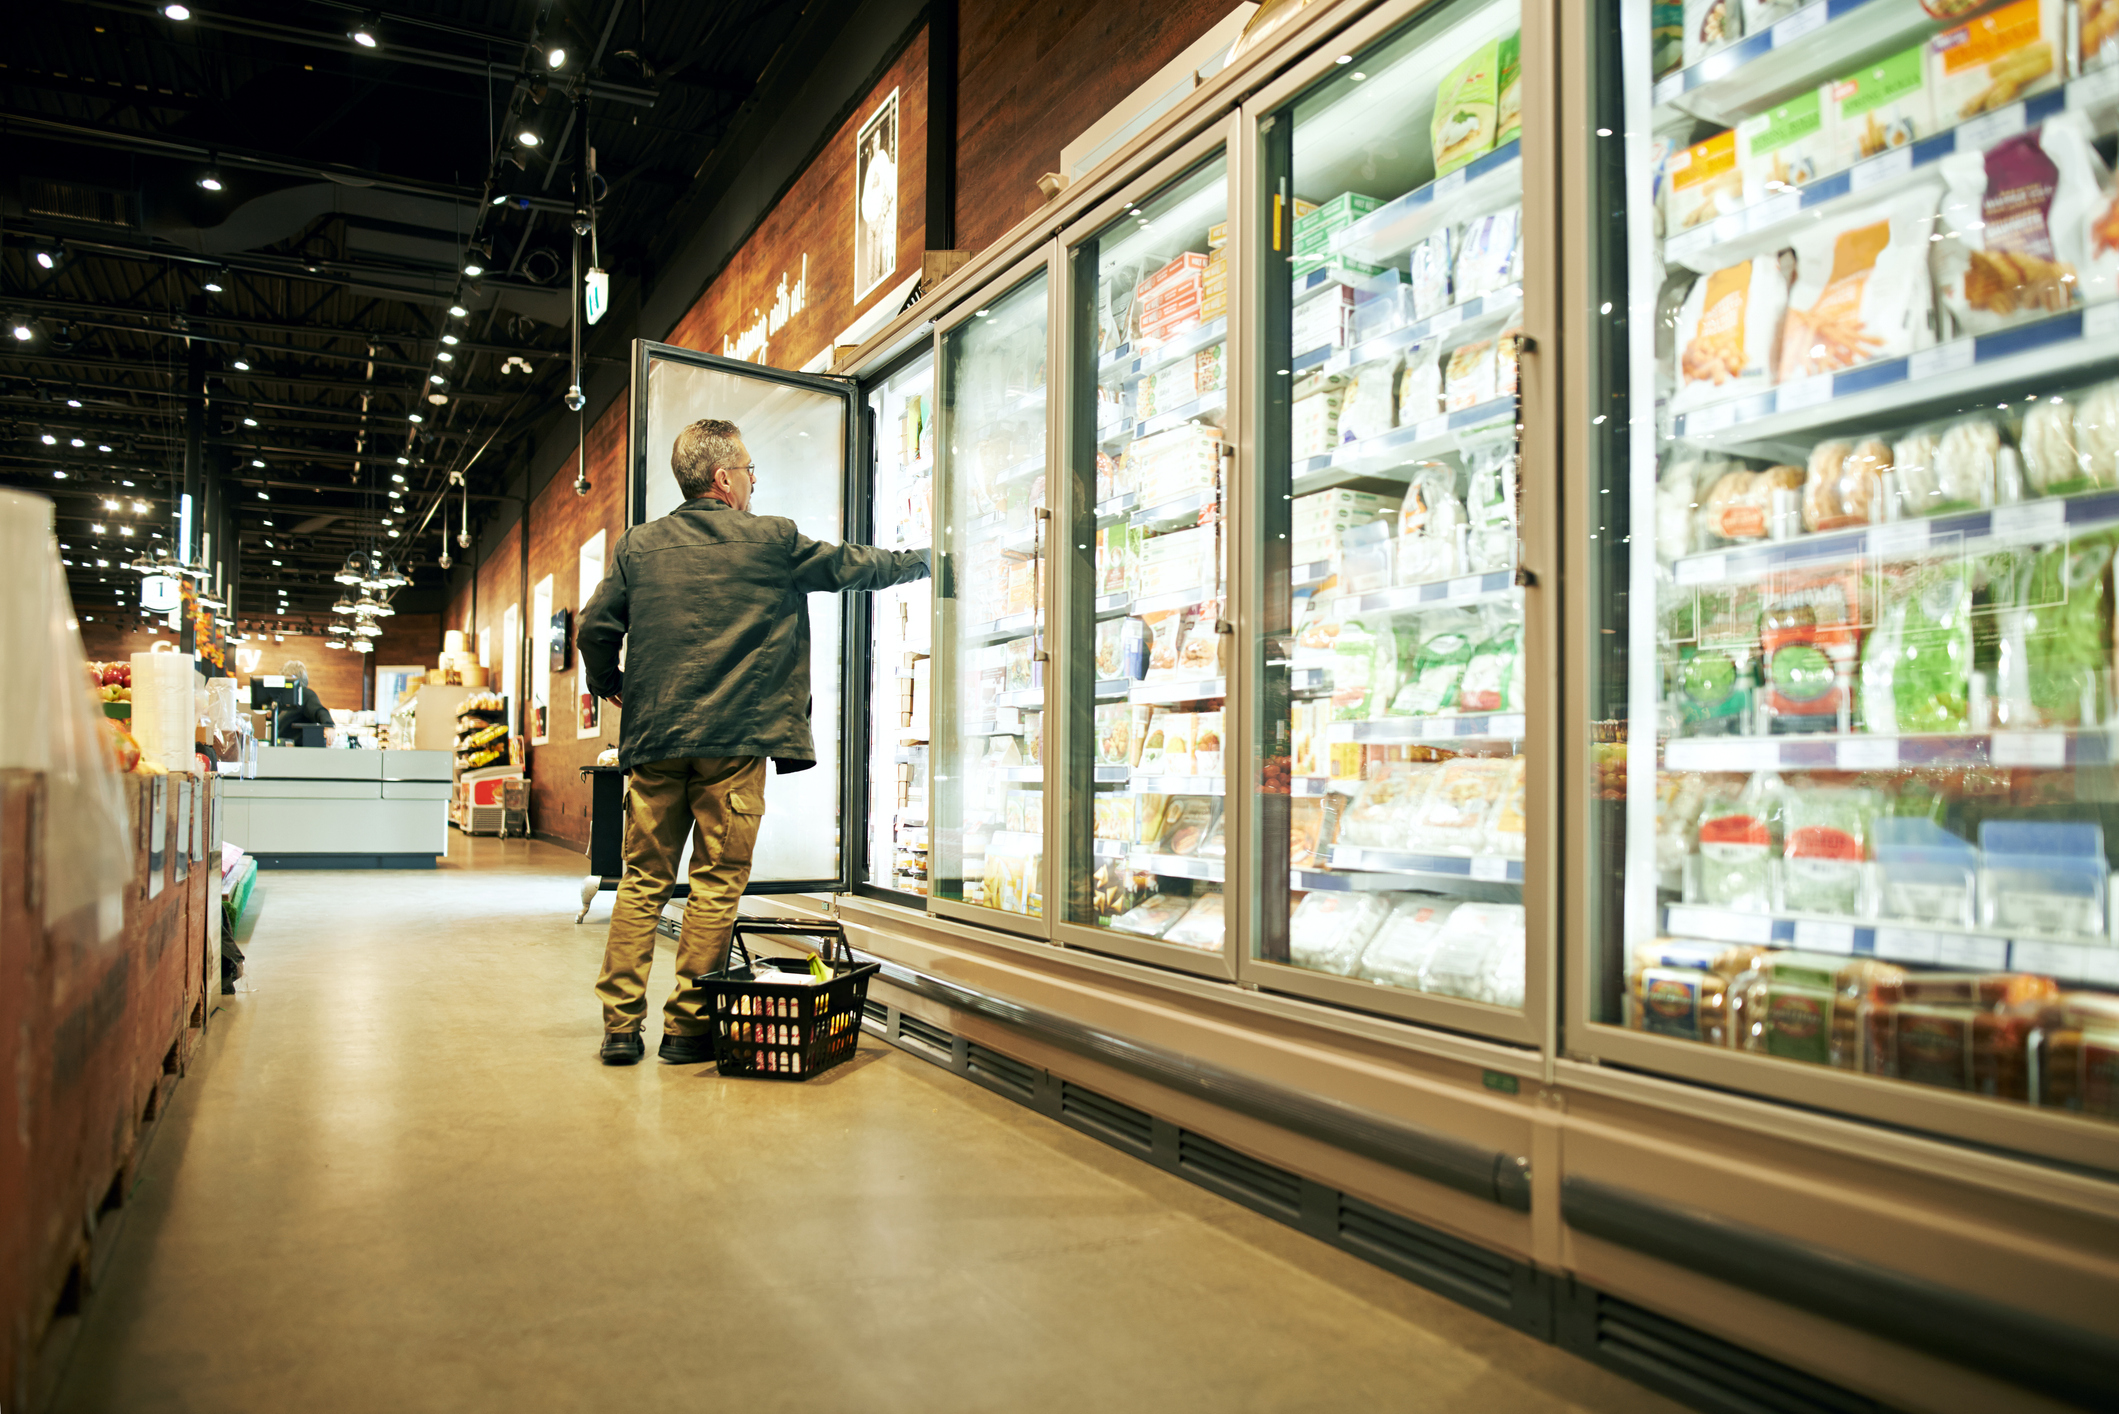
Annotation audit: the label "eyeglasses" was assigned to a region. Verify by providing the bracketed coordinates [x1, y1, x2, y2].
[722, 463, 756, 479]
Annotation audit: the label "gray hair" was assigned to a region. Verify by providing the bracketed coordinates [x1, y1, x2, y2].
[671, 418, 745, 499]
[282, 659, 309, 689]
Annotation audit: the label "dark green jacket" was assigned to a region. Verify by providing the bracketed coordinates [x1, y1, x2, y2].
[578, 496, 928, 771]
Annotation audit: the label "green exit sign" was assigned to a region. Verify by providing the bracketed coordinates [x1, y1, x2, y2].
[1482, 1070, 1520, 1095]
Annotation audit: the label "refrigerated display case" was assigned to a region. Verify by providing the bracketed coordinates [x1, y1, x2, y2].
[930, 265, 1053, 925]
[1583, 0, 2119, 1162]
[1060, 141, 1237, 972]
[863, 348, 937, 900]
[1243, 0, 1547, 1035]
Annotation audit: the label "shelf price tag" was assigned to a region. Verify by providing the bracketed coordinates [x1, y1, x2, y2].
[1777, 374, 1834, 413]
[1416, 415, 1452, 443]
[1936, 933, 2009, 969]
[1751, 192, 1801, 228]
[1665, 227, 1712, 268]
[1434, 169, 1467, 200]
[2010, 939, 2119, 984]
[1674, 553, 1727, 586]
[1470, 856, 1511, 882]
[1990, 499, 2066, 546]
[1793, 919, 1857, 954]
[1685, 399, 1742, 435]
[1771, 3, 1828, 46]
[1991, 731, 2067, 767]
[1873, 927, 1940, 964]
[1835, 737, 1899, 770]
[1446, 574, 1484, 603]
[1653, 73, 1684, 106]
[2087, 300, 2119, 342]
[1850, 147, 1913, 192]
[1425, 305, 1464, 336]
[1869, 520, 1929, 559]
[1959, 102, 2027, 153]
[1908, 339, 1975, 382]
[1665, 905, 1774, 944]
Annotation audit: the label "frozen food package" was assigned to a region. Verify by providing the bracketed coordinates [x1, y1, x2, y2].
[1331, 620, 1381, 721]
[1738, 0, 1798, 30]
[1730, 953, 1899, 1068]
[1289, 795, 1327, 866]
[1408, 231, 1455, 321]
[1412, 756, 1516, 854]
[1486, 757, 1527, 858]
[1759, 566, 1861, 725]
[1830, 44, 1932, 169]
[1928, 0, 2060, 123]
[1737, 86, 1834, 203]
[1397, 345, 1444, 424]
[1701, 464, 1804, 541]
[1339, 520, 1395, 595]
[1666, 129, 1743, 232]
[1336, 761, 1442, 850]
[1136, 714, 1168, 773]
[1672, 257, 1789, 413]
[1163, 892, 1225, 950]
[1682, 0, 1741, 66]
[1654, 2, 1684, 77]
[1094, 704, 1132, 766]
[1160, 795, 1219, 856]
[1894, 417, 1997, 513]
[1005, 635, 1036, 690]
[2019, 396, 2085, 495]
[2077, 381, 2119, 488]
[1175, 602, 1225, 677]
[1696, 774, 1779, 911]
[1456, 209, 1521, 301]
[1288, 891, 1395, 976]
[1191, 709, 1225, 777]
[1887, 626, 1985, 750]
[1997, 533, 2116, 728]
[1141, 609, 1184, 679]
[1445, 339, 1500, 411]
[1357, 895, 1462, 989]
[1432, 40, 1500, 177]
[1418, 903, 1527, 1007]
[1293, 384, 1348, 459]
[1456, 617, 1524, 713]
[1801, 437, 1889, 532]
[1127, 704, 1156, 767]
[1157, 713, 1194, 776]
[1495, 32, 1522, 147]
[1781, 788, 1876, 916]
[1397, 466, 1465, 584]
[2090, 0, 2119, 70]
[1388, 611, 1481, 717]
[1655, 457, 1711, 563]
[1094, 617, 1126, 679]
[1778, 184, 1940, 381]
[1338, 359, 1399, 444]
[1933, 117, 2111, 337]
[1112, 891, 1191, 939]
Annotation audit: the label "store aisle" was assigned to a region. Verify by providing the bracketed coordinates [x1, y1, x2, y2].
[54, 835, 1673, 1414]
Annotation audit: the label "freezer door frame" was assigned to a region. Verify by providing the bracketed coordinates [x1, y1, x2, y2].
[1050, 115, 1244, 981]
[926, 245, 1063, 940]
[1219, 0, 1559, 1049]
[624, 337, 861, 896]
[851, 337, 941, 911]
[1555, 0, 2119, 1174]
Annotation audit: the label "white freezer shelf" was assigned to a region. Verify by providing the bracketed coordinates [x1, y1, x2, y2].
[1669, 486, 2117, 587]
[1291, 776, 1364, 797]
[1327, 714, 1525, 745]
[1664, 730, 2114, 772]
[1291, 395, 1517, 495]
[961, 611, 1039, 644]
[1651, 0, 1939, 129]
[1665, 77, 2119, 275]
[1327, 845, 1524, 884]
[1098, 317, 1229, 383]
[1291, 284, 1523, 378]
[1129, 676, 1227, 705]
[1332, 570, 1517, 616]
[1670, 307, 2119, 448]
[1659, 903, 2119, 988]
[1129, 852, 1225, 882]
[1328, 141, 1523, 266]
[1134, 392, 1228, 440]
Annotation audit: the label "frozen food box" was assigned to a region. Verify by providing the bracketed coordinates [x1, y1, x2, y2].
[1831, 44, 1932, 169]
[1112, 891, 1191, 939]
[1496, 32, 1522, 147]
[1736, 86, 1834, 204]
[1163, 892, 1225, 950]
[1665, 130, 1741, 232]
[1928, 0, 2060, 125]
[1288, 891, 1394, 976]
[1295, 192, 1386, 258]
[1433, 40, 1501, 177]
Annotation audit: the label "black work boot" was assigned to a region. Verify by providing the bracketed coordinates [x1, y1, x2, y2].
[600, 1030, 645, 1065]
[658, 1031, 716, 1066]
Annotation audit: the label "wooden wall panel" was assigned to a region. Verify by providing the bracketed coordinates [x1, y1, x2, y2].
[955, 0, 1236, 255]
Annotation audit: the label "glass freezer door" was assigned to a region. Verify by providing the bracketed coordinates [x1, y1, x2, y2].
[931, 266, 1053, 925]
[1061, 146, 1234, 967]
[1585, 0, 2119, 1161]
[627, 340, 859, 894]
[1248, 0, 1539, 1030]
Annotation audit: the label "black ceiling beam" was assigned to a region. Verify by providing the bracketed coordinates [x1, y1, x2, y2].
[0, 384, 453, 429]
[78, 1, 659, 107]
[0, 351, 509, 402]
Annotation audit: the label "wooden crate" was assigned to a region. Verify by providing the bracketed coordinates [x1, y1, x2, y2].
[0, 771, 213, 1409]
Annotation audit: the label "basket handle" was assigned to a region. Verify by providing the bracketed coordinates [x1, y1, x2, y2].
[729, 917, 852, 971]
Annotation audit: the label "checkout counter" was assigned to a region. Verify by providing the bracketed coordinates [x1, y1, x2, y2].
[220, 745, 451, 868]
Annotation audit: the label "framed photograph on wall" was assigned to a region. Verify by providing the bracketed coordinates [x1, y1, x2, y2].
[577, 530, 606, 738]
[854, 89, 899, 301]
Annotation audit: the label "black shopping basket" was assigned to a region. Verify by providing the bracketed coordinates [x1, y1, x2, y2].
[693, 918, 878, 1080]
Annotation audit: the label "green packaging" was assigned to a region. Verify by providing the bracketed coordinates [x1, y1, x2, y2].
[1496, 32, 1522, 148]
[1432, 40, 1500, 177]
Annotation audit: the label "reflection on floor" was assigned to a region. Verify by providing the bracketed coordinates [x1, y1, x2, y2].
[54, 830, 1676, 1413]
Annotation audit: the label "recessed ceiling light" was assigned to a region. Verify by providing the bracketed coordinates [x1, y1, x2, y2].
[204, 277, 224, 292]
[69, 438, 84, 448]
[348, 13, 380, 47]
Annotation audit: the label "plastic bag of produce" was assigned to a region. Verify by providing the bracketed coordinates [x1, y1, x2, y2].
[1396, 466, 1465, 584]
[0, 491, 132, 940]
[1860, 559, 1973, 734]
[1456, 615, 1523, 713]
[1338, 359, 1399, 444]
[1673, 257, 1788, 414]
[1995, 532, 2115, 726]
[1696, 773, 1779, 911]
[1781, 789, 1876, 916]
[1387, 610, 1481, 717]
[2018, 396, 2091, 496]
[2072, 380, 2119, 489]
[1778, 184, 1940, 381]
[1464, 439, 1519, 573]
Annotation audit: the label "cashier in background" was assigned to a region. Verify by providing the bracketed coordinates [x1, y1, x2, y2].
[279, 660, 336, 744]
[577, 416, 931, 1068]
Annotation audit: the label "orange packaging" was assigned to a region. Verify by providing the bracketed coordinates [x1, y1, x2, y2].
[1929, 0, 2059, 122]
[1665, 130, 1740, 232]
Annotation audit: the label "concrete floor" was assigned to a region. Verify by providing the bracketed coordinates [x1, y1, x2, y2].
[55, 832, 1680, 1414]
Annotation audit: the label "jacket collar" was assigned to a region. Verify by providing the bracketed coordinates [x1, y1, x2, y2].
[676, 495, 739, 518]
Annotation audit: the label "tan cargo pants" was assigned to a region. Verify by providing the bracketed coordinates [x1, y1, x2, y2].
[596, 755, 766, 1036]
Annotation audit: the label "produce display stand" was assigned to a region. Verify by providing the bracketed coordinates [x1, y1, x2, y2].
[0, 770, 216, 1410]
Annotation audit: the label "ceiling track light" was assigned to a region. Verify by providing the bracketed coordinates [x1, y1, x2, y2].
[198, 154, 224, 191]
[162, 2, 190, 18]
[348, 12, 381, 48]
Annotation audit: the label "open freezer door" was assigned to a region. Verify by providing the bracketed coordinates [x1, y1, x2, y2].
[627, 339, 859, 894]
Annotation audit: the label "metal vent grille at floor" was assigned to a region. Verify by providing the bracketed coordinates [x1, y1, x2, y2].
[896, 1013, 953, 1054]
[860, 998, 889, 1029]
[1339, 1194, 1519, 1316]
[1178, 1131, 1303, 1220]
[1059, 1081, 1153, 1152]
[966, 1042, 1035, 1099]
[1560, 1289, 1884, 1414]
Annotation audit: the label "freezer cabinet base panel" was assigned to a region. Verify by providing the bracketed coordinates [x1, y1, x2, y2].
[250, 853, 439, 870]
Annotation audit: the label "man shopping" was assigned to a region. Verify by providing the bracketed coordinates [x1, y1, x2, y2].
[577, 417, 929, 1065]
